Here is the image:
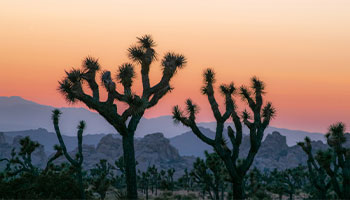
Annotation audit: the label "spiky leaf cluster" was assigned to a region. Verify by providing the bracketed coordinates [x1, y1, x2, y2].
[116, 63, 135, 88]
[83, 57, 100, 71]
[201, 68, 215, 95]
[326, 122, 346, 147]
[128, 34, 156, 64]
[251, 76, 265, 94]
[58, 69, 84, 103]
[19, 137, 40, 157]
[161, 52, 186, 77]
[315, 149, 333, 168]
[262, 102, 276, 120]
[220, 82, 235, 96]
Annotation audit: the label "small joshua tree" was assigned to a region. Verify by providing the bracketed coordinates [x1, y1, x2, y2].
[178, 168, 192, 193]
[52, 109, 86, 199]
[190, 151, 227, 200]
[58, 35, 186, 199]
[90, 159, 115, 200]
[297, 137, 331, 199]
[0, 137, 40, 176]
[173, 69, 275, 199]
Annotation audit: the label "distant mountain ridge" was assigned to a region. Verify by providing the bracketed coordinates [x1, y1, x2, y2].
[0, 96, 325, 146]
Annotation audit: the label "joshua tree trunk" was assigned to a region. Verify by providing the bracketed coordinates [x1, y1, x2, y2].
[77, 167, 85, 200]
[288, 192, 293, 200]
[123, 133, 138, 199]
[232, 180, 244, 200]
[220, 183, 224, 200]
[343, 169, 350, 199]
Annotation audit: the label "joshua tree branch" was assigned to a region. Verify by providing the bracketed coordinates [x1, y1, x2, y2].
[52, 110, 78, 166]
[206, 85, 222, 122]
[190, 123, 215, 146]
[45, 151, 62, 171]
[222, 94, 234, 121]
[147, 85, 172, 108]
[240, 86, 256, 110]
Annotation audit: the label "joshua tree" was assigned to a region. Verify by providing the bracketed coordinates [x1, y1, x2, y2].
[299, 122, 350, 199]
[0, 137, 40, 176]
[90, 159, 115, 199]
[178, 168, 192, 193]
[297, 137, 332, 199]
[147, 165, 159, 195]
[52, 109, 86, 199]
[167, 168, 175, 192]
[58, 35, 186, 199]
[190, 151, 227, 200]
[113, 156, 129, 189]
[139, 171, 150, 199]
[173, 69, 275, 199]
[245, 168, 270, 200]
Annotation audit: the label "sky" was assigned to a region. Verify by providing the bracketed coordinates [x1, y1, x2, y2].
[0, 0, 350, 133]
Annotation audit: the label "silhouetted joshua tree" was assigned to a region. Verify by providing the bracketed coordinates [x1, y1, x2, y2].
[58, 35, 185, 199]
[297, 137, 331, 199]
[173, 69, 275, 199]
[52, 109, 86, 199]
[299, 122, 350, 199]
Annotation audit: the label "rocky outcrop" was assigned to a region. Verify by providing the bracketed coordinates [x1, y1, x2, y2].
[248, 132, 328, 170]
[52, 133, 195, 177]
[134, 133, 193, 177]
[96, 134, 123, 158]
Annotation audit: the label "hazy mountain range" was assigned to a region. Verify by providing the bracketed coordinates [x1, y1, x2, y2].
[0, 96, 326, 148]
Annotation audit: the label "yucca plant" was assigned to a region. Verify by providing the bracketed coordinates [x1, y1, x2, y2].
[58, 35, 186, 199]
[173, 69, 275, 199]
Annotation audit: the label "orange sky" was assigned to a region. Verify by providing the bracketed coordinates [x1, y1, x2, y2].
[0, 0, 350, 133]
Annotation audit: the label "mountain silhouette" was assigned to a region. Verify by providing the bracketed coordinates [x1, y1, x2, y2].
[0, 96, 325, 145]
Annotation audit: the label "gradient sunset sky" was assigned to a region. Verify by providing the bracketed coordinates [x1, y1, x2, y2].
[1, 0, 349, 133]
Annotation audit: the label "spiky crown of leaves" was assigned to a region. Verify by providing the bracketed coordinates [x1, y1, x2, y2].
[161, 52, 186, 76]
[19, 136, 40, 155]
[116, 63, 136, 87]
[83, 57, 100, 71]
[326, 122, 346, 140]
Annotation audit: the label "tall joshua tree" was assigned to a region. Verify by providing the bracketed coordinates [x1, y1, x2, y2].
[52, 109, 86, 199]
[58, 35, 186, 199]
[173, 69, 275, 199]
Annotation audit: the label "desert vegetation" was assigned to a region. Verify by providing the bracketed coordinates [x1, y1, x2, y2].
[1, 125, 349, 199]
